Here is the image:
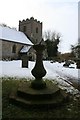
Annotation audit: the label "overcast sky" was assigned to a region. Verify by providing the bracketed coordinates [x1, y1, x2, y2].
[0, 0, 79, 53]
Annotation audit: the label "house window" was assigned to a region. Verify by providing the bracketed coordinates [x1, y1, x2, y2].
[23, 26, 26, 32]
[12, 45, 16, 53]
[36, 27, 38, 33]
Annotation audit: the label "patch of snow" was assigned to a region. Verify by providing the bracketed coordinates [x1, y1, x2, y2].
[53, 77, 79, 95]
[69, 63, 76, 68]
[0, 61, 2, 76]
[44, 61, 78, 80]
[20, 46, 31, 53]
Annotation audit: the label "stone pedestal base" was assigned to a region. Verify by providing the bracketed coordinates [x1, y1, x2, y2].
[31, 79, 46, 89]
[9, 80, 68, 108]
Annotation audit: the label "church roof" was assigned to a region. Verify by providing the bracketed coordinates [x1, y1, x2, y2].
[0, 25, 33, 45]
[20, 46, 31, 53]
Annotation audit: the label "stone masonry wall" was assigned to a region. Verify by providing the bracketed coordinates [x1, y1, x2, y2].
[1, 39, 23, 60]
[19, 17, 42, 44]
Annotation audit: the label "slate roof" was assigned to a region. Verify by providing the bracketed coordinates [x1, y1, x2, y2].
[0, 25, 33, 45]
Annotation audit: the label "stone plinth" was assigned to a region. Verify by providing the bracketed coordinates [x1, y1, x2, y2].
[9, 81, 67, 108]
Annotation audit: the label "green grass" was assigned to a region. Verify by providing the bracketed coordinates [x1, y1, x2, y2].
[1, 77, 80, 119]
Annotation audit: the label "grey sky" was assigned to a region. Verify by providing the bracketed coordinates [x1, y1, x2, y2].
[0, 0, 78, 53]
[78, 1, 80, 42]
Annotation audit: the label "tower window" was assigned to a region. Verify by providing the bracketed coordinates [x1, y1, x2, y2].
[36, 27, 38, 33]
[35, 39, 37, 43]
[12, 45, 16, 53]
[23, 26, 26, 32]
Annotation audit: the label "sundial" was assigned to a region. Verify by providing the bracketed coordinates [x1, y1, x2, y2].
[10, 44, 68, 108]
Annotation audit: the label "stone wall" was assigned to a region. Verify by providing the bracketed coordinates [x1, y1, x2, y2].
[0, 39, 23, 60]
[19, 17, 42, 44]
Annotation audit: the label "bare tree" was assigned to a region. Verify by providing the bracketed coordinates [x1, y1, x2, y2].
[44, 30, 61, 41]
[0, 23, 17, 30]
[43, 30, 61, 59]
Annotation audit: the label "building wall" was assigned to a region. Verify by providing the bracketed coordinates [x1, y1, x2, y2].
[19, 17, 42, 44]
[0, 39, 23, 60]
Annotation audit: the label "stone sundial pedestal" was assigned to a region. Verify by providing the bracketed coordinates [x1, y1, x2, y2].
[9, 44, 68, 108]
[31, 44, 46, 89]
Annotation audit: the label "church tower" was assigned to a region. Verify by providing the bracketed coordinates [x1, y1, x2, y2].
[19, 17, 42, 44]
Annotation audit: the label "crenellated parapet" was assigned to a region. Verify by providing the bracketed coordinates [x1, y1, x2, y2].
[19, 17, 42, 44]
[19, 17, 42, 24]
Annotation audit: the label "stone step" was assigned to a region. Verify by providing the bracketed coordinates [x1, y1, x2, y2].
[9, 81, 68, 109]
[9, 91, 65, 108]
[17, 81, 60, 100]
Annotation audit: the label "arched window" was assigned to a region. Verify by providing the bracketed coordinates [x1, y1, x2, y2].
[12, 45, 16, 53]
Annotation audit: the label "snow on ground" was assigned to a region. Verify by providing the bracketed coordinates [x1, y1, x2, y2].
[0, 60, 78, 79]
[0, 60, 80, 95]
[1, 60, 34, 78]
[44, 61, 78, 80]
